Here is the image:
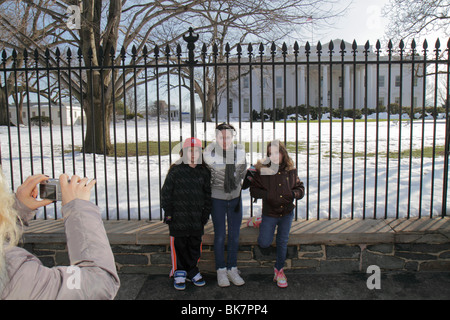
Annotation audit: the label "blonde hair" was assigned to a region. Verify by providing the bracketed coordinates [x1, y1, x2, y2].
[0, 168, 21, 271]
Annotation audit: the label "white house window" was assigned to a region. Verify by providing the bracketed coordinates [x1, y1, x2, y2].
[228, 99, 233, 113]
[276, 97, 283, 109]
[276, 76, 283, 89]
[243, 98, 250, 113]
[243, 77, 249, 89]
[378, 75, 385, 88]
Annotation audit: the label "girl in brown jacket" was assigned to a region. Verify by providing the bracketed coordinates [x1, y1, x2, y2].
[250, 140, 305, 288]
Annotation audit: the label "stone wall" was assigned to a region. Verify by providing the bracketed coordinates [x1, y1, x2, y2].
[21, 218, 450, 274]
[22, 242, 450, 275]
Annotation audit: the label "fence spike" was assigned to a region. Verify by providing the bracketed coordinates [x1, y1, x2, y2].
[316, 41, 322, 53]
[305, 41, 310, 55]
[259, 43, 264, 55]
[236, 43, 242, 56]
[165, 44, 170, 56]
[340, 40, 346, 53]
[293, 41, 299, 55]
[435, 38, 441, 50]
[271, 42, 276, 55]
[282, 42, 288, 56]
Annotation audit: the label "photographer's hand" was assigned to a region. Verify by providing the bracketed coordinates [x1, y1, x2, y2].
[16, 174, 54, 210]
[60, 174, 96, 206]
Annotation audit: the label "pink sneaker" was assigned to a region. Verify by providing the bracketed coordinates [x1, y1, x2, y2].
[246, 215, 262, 228]
[274, 268, 288, 288]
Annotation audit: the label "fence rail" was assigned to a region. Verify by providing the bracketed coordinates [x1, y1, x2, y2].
[1, 30, 449, 220]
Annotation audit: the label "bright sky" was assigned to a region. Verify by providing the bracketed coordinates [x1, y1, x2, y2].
[304, 0, 388, 46]
[310, 0, 445, 47]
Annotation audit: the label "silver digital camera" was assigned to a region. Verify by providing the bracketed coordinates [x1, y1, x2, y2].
[39, 179, 63, 201]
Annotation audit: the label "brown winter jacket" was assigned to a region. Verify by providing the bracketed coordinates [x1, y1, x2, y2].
[250, 164, 305, 218]
[1, 198, 120, 300]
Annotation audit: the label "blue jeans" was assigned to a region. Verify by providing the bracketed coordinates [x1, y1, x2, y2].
[211, 197, 242, 270]
[258, 211, 294, 270]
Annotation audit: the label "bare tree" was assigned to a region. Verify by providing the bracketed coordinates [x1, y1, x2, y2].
[383, 0, 450, 43]
[0, 0, 350, 154]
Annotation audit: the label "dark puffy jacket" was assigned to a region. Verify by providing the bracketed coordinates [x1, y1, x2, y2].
[161, 164, 212, 237]
[250, 166, 305, 218]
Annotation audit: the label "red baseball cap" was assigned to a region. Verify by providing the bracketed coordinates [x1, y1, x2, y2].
[183, 137, 202, 149]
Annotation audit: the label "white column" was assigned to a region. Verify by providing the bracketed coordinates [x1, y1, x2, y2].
[299, 66, 306, 106]
[344, 65, 351, 109]
[322, 65, 328, 107]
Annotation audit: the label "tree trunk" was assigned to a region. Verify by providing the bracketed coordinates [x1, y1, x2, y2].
[82, 68, 113, 155]
[0, 87, 8, 125]
[82, 98, 113, 155]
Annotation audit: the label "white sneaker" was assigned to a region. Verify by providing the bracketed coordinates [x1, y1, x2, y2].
[217, 268, 230, 287]
[227, 267, 245, 286]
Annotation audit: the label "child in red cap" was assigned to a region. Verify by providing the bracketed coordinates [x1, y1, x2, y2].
[161, 137, 211, 290]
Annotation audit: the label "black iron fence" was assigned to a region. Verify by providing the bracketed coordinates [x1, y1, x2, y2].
[1, 29, 449, 220]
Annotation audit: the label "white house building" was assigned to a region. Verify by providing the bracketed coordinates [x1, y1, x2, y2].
[9, 102, 85, 126]
[217, 40, 424, 120]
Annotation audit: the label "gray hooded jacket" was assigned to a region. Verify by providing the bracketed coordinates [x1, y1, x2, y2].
[203, 142, 247, 200]
[1, 198, 120, 300]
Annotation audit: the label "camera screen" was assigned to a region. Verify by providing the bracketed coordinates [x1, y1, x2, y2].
[40, 184, 57, 200]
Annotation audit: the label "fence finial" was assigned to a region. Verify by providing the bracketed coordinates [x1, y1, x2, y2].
[183, 27, 199, 65]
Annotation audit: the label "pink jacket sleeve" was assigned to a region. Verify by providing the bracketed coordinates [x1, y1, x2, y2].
[2, 199, 120, 300]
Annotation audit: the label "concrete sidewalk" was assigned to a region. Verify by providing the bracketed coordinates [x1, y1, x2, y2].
[115, 271, 450, 300]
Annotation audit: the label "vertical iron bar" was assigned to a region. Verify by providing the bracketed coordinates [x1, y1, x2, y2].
[339, 41, 346, 220]
[442, 38, 450, 217]
[351, 41, 357, 219]
[317, 42, 322, 220]
[120, 47, 131, 219]
[305, 42, 311, 220]
[396, 40, 405, 219]
[55, 48, 65, 175]
[154, 45, 162, 220]
[363, 41, 370, 220]
[99, 47, 110, 220]
[430, 39, 441, 217]
[374, 41, 381, 219]
[407, 40, 417, 219]
[385, 41, 393, 219]
[143, 46, 152, 220]
[328, 41, 334, 220]
[183, 28, 199, 137]
[23, 50, 34, 176]
[294, 41, 299, 220]
[419, 40, 428, 219]
[12, 50, 24, 185]
[110, 46, 120, 220]
[132, 46, 141, 220]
